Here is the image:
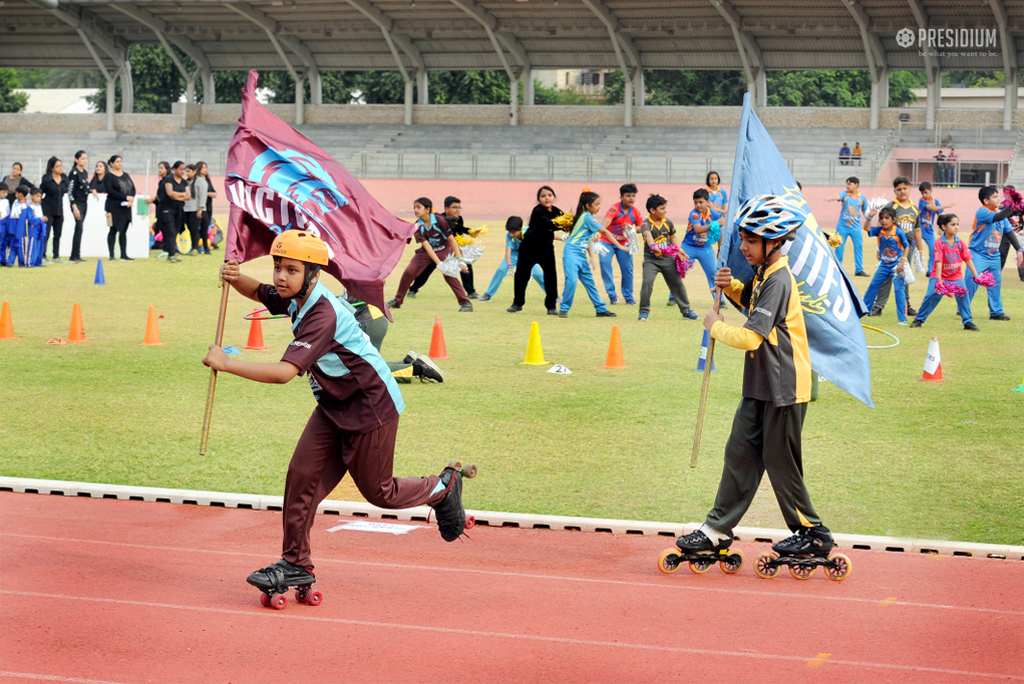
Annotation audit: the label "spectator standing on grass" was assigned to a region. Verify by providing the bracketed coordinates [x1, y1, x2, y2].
[157, 161, 190, 263]
[197, 161, 216, 255]
[3, 162, 34, 196]
[89, 161, 106, 194]
[67, 151, 90, 264]
[598, 183, 641, 305]
[839, 143, 851, 166]
[183, 164, 202, 256]
[103, 155, 135, 262]
[39, 156, 67, 263]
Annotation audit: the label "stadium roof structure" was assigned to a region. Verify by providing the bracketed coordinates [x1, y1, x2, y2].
[2, 0, 1020, 129]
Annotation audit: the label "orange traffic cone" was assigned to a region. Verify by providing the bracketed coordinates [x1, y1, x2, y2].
[601, 325, 628, 369]
[245, 308, 268, 350]
[0, 301, 14, 340]
[68, 303, 87, 343]
[428, 317, 449, 359]
[920, 336, 943, 382]
[142, 305, 162, 345]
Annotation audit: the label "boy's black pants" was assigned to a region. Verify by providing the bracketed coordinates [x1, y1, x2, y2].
[705, 398, 822, 538]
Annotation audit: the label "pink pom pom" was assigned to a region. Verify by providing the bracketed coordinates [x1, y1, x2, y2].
[1003, 186, 1024, 214]
[974, 271, 997, 287]
[935, 280, 967, 298]
[676, 256, 694, 278]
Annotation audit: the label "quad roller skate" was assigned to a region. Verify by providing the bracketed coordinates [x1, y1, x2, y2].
[657, 529, 745, 576]
[429, 461, 477, 542]
[246, 559, 322, 610]
[753, 526, 852, 582]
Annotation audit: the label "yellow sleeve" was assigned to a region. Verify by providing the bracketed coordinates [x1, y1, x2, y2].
[722, 278, 746, 307]
[710, 320, 764, 351]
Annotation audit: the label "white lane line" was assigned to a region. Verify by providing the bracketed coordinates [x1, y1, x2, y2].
[2, 591, 1022, 682]
[0, 672, 129, 684]
[3, 532, 1022, 617]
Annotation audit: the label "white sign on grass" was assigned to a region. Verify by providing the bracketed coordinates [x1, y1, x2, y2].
[327, 520, 426, 535]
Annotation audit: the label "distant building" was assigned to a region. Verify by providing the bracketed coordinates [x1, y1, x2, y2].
[907, 87, 1024, 110]
[533, 69, 609, 97]
[14, 88, 98, 114]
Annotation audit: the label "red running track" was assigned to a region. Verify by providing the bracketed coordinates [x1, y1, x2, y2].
[1, 492, 1022, 684]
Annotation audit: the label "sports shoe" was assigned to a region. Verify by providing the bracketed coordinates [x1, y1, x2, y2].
[468, 292, 479, 300]
[246, 559, 315, 593]
[558, 310, 568, 318]
[675, 529, 730, 553]
[638, 311, 649, 321]
[990, 313, 1011, 321]
[625, 299, 637, 306]
[596, 310, 617, 317]
[683, 310, 699, 320]
[431, 466, 466, 542]
[910, 320, 923, 328]
[167, 256, 181, 263]
[52, 257, 64, 264]
[407, 290, 417, 299]
[666, 297, 676, 307]
[507, 304, 522, 313]
[906, 306, 918, 317]
[772, 526, 834, 556]
[897, 320, 907, 326]
[609, 296, 620, 305]
[867, 310, 882, 317]
[387, 299, 400, 309]
[459, 303, 473, 312]
[477, 294, 492, 302]
[854, 271, 870, 277]
[963, 322, 980, 331]
[411, 356, 444, 383]
[547, 309, 558, 315]
[120, 256, 134, 261]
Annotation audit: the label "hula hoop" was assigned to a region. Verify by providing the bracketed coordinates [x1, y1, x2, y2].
[243, 308, 289, 321]
[862, 323, 900, 350]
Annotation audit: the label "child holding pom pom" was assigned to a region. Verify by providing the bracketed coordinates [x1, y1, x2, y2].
[964, 186, 1022, 322]
[559, 188, 618, 318]
[683, 188, 723, 293]
[637, 194, 697, 321]
[911, 214, 979, 331]
[861, 206, 910, 325]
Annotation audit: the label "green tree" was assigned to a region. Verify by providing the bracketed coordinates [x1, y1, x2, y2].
[888, 70, 925, 107]
[0, 69, 28, 113]
[603, 70, 747, 106]
[10, 68, 103, 89]
[88, 44, 193, 113]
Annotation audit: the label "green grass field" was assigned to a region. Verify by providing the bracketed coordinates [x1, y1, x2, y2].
[2, 225, 1023, 545]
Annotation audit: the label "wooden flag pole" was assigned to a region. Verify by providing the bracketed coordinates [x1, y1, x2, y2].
[690, 287, 724, 468]
[199, 282, 231, 455]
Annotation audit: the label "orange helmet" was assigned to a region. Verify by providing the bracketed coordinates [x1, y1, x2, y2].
[270, 230, 329, 266]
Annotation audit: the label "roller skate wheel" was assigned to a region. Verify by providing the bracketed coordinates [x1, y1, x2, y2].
[825, 553, 853, 582]
[306, 591, 323, 606]
[719, 548, 744, 575]
[657, 548, 682, 575]
[688, 555, 715, 575]
[463, 463, 477, 479]
[271, 594, 287, 610]
[294, 589, 306, 604]
[260, 593, 271, 608]
[465, 515, 476, 530]
[788, 562, 817, 580]
[754, 551, 780, 579]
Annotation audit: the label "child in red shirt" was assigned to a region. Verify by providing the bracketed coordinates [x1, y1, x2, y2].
[911, 213, 980, 331]
[598, 183, 641, 305]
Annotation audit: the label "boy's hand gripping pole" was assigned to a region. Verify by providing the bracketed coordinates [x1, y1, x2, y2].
[690, 287, 723, 468]
[199, 281, 231, 456]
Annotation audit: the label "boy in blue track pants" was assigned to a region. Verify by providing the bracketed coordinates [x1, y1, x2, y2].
[478, 216, 544, 301]
[862, 207, 910, 325]
[559, 188, 618, 318]
[0, 186, 9, 266]
[964, 186, 1021, 321]
[825, 176, 869, 276]
[598, 183, 641, 305]
[917, 181, 953, 275]
[683, 188, 722, 293]
[5, 186, 30, 267]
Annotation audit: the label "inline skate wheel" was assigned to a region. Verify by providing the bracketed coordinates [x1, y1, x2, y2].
[657, 548, 682, 574]
[688, 556, 715, 575]
[306, 591, 323, 606]
[271, 594, 287, 610]
[754, 551, 780, 579]
[719, 549, 744, 574]
[465, 515, 476, 530]
[260, 593, 271, 608]
[788, 561, 817, 580]
[825, 553, 853, 582]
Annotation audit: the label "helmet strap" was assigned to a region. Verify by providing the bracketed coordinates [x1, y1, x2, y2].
[291, 263, 322, 300]
[756, 237, 785, 281]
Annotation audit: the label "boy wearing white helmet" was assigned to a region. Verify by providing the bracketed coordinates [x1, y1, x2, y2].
[203, 230, 473, 608]
[675, 195, 835, 568]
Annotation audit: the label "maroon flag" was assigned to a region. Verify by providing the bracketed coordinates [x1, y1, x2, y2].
[225, 70, 416, 318]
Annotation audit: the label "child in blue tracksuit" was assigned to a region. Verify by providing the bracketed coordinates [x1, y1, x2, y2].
[825, 176, 869, 275]
[917, 181, 954, 275]
[559, 189, 618, 318]
[683, 188, 723, 293]
[5, 186, 30, 267]
[862, 206, 910, 324]
[478, 216, 545, 301]
[27, 188, 48, 267]
[965, 185, 1022, 321]
[0, 187, 9, 266]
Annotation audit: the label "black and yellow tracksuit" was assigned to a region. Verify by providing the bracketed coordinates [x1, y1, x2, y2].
[704, 255, 823, 537]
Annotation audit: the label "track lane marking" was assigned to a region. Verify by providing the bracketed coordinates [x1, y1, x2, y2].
[0, 673, 128, 684]
[807, 653, 832, 668]
[3, 532, 1021, 617]
[2, 591, 1021, 682]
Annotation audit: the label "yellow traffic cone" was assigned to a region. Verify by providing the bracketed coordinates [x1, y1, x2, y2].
[521, 322, 549, 365]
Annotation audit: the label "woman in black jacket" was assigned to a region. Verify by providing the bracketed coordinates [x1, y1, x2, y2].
[509, 185, 564, 315]
[103, 155, 136, 261]
[40, 156, 68, 263]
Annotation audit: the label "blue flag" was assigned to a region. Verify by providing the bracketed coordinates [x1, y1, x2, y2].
[718, 94, 874, 408]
